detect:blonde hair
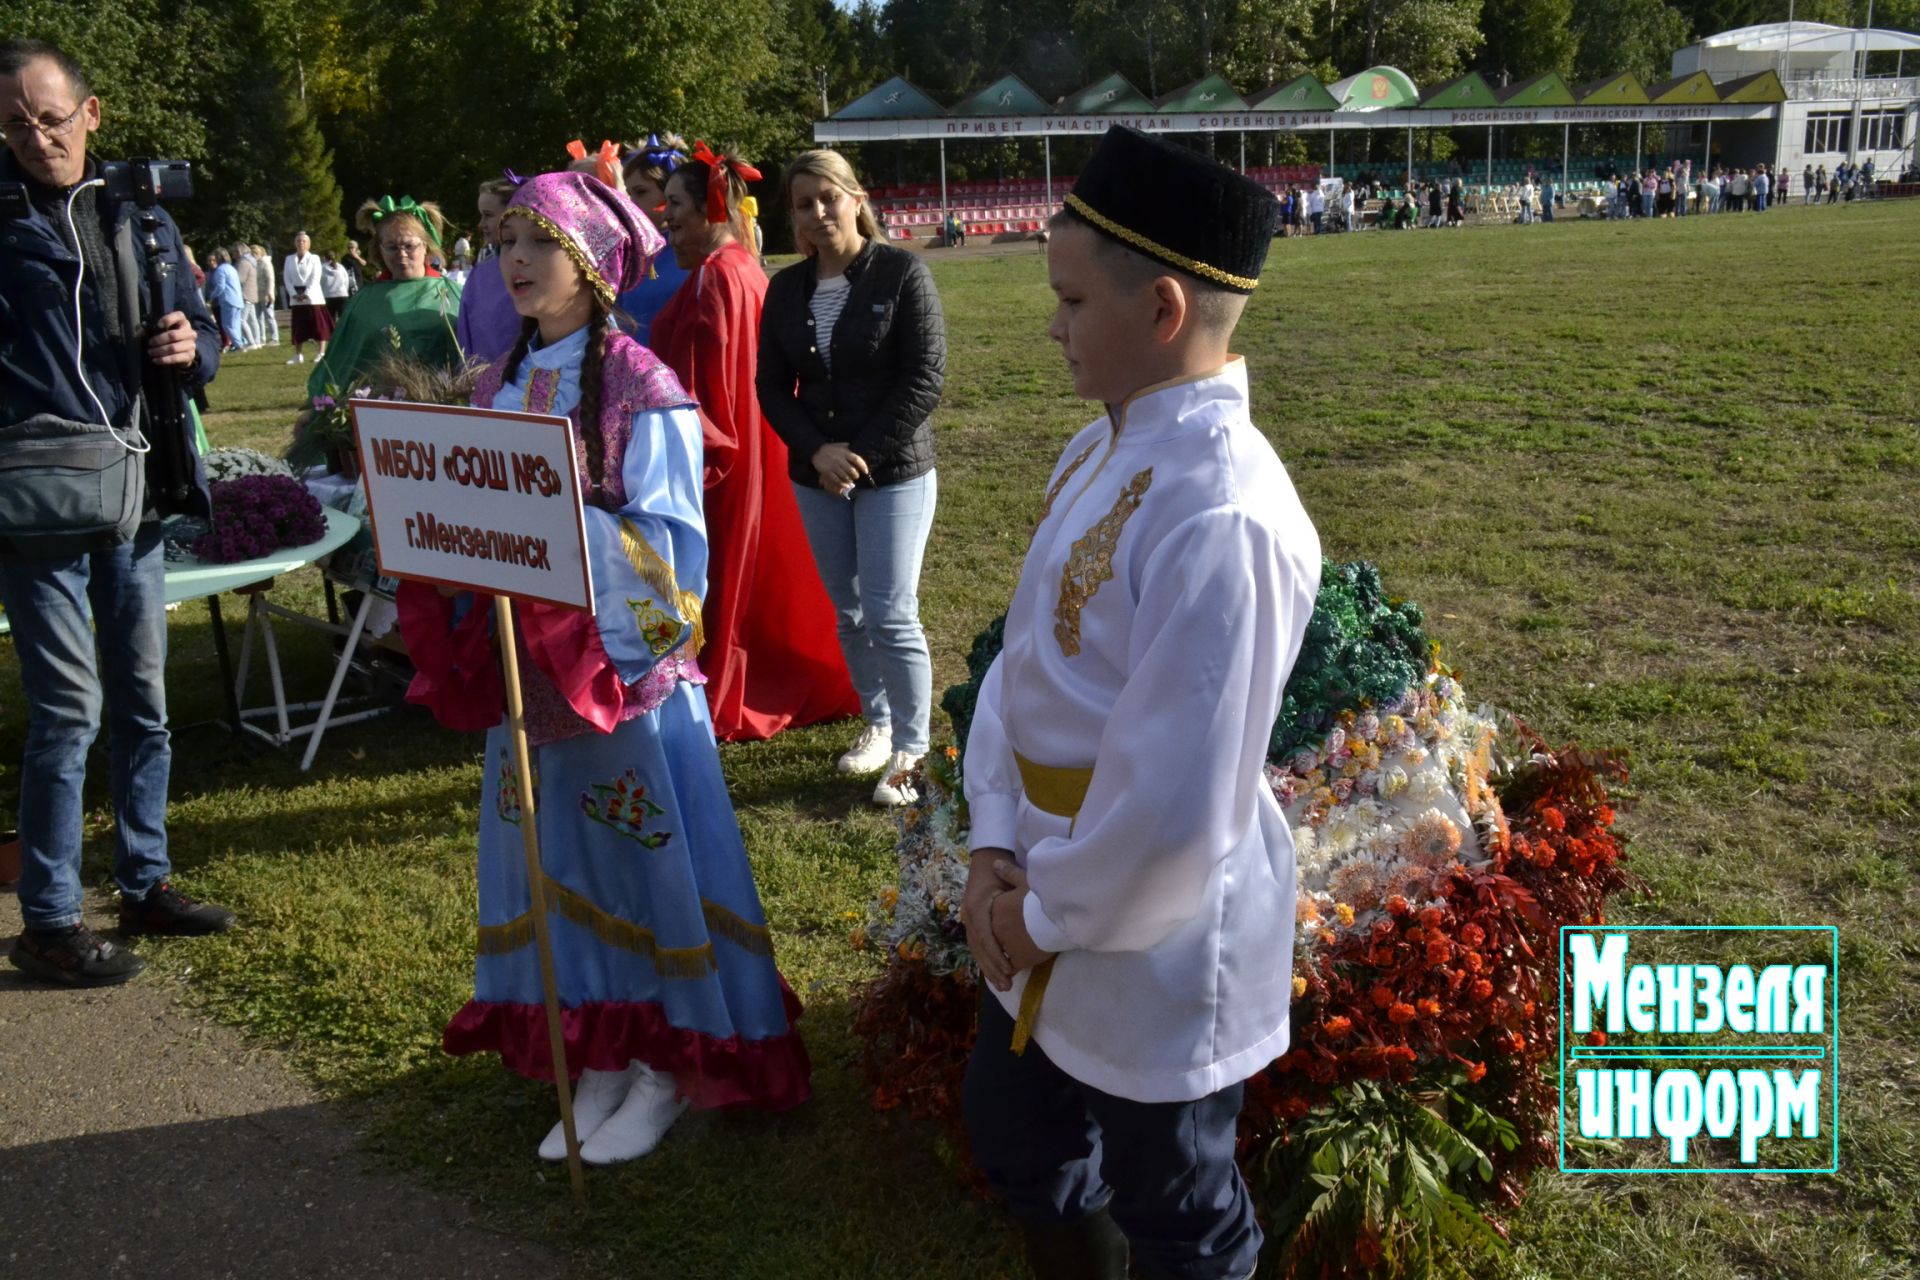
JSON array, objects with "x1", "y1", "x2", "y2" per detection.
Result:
[
  {"x1": 478, "y1": 177, "x2": 519, "y2": 201},
  {"x1": 780, "y1": 149, "x2": 883, "y2": 256},
  {"x1": 354, "y1": 198, "x2": 448, "y2": 249}
]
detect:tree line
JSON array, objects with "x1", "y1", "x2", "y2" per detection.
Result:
[{"x1": 1, "y1": 0, "x2": 1908, "y2": 251}]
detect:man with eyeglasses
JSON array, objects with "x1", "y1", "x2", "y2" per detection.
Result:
[{"x1": 0, "y1": 37, "x2": 235, "y2": 988}]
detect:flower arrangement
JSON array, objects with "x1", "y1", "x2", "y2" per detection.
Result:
[
  {"x1": 288, "y1": 381, "x2": 369, "y2": 475},
  {"x1": 850, "y1": 561, "x2": 1634, "y2": 1278},
  {"x1": 203, "y1": 446, "x2": 295, "y2": 485},
  {"x1": 288, "y1": 346, "x2": 487, "y2": 476},
  {"x1": 189, "y1": 474, "x2": 328, "y2": 565}
]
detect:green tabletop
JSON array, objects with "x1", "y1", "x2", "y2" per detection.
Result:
[{"x1": 0, "y1": 508, "x2": 360, "y2": 636}]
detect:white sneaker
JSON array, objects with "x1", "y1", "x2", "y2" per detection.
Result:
[
  {"x1": 579, "y1": 1065, "x2": 688, "y2": 1166},
  {"x1": 835, "y1": 722, "x2": 893, "y2": 775},
  {"x1": 286, "y1": 353, "x2": 305, "y2": 364},
  {"x1": 871, "y1": 750, "x2": 924, "y2": 808},
  {"x1": 537, "y1": 1064, "x2": 635, "y2": 1161}
]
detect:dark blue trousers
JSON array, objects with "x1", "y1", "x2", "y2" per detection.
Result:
[{"x1": 964, "y1": 993, "x2": 1262, "y2": 1280}]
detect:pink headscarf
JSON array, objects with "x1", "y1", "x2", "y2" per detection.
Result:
[{"x1": 502, "y1": 171, "x2": 663, "y2": 304}]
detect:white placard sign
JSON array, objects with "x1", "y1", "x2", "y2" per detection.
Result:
[{"x1": 349, "y1": 399, "x2": 595, "y2": 612}]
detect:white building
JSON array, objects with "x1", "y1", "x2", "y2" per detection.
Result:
[{"x1": 1671, "y1": 23, "x2": 1919, "y2": 177}]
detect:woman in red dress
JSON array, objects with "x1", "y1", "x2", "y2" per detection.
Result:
[{"x1": 648, "y1": 145, "x2": 858, "y2": 741}]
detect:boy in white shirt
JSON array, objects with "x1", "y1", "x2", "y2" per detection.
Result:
[{"x1": 962, "y1": 126, "x2": 1321, "y2": 1279}]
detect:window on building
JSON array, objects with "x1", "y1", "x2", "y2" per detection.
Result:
[
  {"x1": 1859, "y1": 109, "x2": 1908, "y2": 152},
  {"x1": 1804, "y1": 111, "x2": 1851, "y2": 153}
]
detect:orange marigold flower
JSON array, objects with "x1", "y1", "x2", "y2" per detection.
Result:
[
  {"x1": 1595, "y1": 805, "x2": 1615, "y2": 826},
  {"x1": 1386, "y1": 1044, "x2": 1417, "y2": 1064},
  {"x1": 1426, "y1": 939, "x2": 1454, "y2": 965},
  {"x1": 1470, "y1": 979, "x2": 1494, "y2": 1001},
  {"x1": 1463, "y1": 951, "x2": 1485, "y2": 974},
  {"x1": 1417, "y1": 997, "x2": 1442, "y2": 1018},
  {"x1": 1539, "y1": 806, "x2": 1567, "y2": 832},
  {"x1": 1325, "y1": 1015, "x2": 1353, "y2": 1037},
  {"x1": 1419, "y1": 906, "x2": 1445, "y2": 929},
  {"x1": 1585, "y1": 1030, "x2": 1608, "y2": 1047},
  {"x1": 1460, "y1": 923, "x2": 1486, "y2": 948},
  {"x1": 1371, "y1": 985, "x2": 1396, "y2": 1008},
  {"x1": 1385, "y1": 894, "x2": 1410, "y2": 916},
  {"x1": 1464, "y1": 1060, "x2": 1487, "y2": 1083},
  {"x1": 1389, "y1": 1001, "x2": 1417, "y2": 1024}
]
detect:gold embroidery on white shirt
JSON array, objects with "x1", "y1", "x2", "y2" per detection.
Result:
[
  {"x1": 1034, "y1": 439, "x2": 1101, "y2": 537},
  {"x1": 1055, "y1": 466, "x2": 1153, "y2": 656}
]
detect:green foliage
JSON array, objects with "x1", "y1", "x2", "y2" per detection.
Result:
[
  {"x1": 938, "y1": 612, "x2": 1005, "y2": 759},
  {"x1": 1270, "y1": 561, "x2": 1433, "y2": 763},
  {"x1": 1258, "y1": 1078, "x2": 1518, "y2": 1280}
]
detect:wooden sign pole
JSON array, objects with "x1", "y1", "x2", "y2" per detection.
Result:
[{"x1": 493, "y1": 594, "x2": 587, "y2": 1202}]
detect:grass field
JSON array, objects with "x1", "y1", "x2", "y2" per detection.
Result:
[{"x1": 6, "y1": 199, "x2": 1918, "y2": 1279}]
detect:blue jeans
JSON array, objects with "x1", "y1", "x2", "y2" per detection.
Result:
[
  {"x1": 216, "y1": 300, "x2": 246, "y2": 348},
  {"x1": 1641, "y1": 192, "x2": 1655, "y2": 217},
  {"x1": 0, "y1": 522, "x2": 173, "y2": 929},
  {"x1": 792, "y1": 470, "x2": 936, "y2": 756}
]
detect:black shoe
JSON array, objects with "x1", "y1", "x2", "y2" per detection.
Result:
[
  {"x1": 1019, "y1": 1205, "x2": 1129, "y2": 1280},
  {"x1": 9, "y1": 924, "x2": 147, "y2": 987},
  {"x1": 118, "y1": 882, "x2": 237, "y2": 936}
]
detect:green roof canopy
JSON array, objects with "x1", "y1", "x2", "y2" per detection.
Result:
[
  {"x1": 1717, "y1": 69, "x2": 1787, "y2": 103},
  {"x1": 1419, "y1": 71, "x2": 1500, "y2": 109},
  {"x1": 1648, "y1": 71, "x2": 1719, "y2": 104},
  {"x1": 1248, "y1": 74, "x2": 1340, "y2": 111},
  {"x1": 832, "y1": 76, "x2": 946, "y2": 120},
  {"x1": 1059, "y1": 73, "x2": 1153, "y2": 114},
  {"x1": 1155, "y1": 74, "x2": 1247, "y2": 113},
  {"x1": 1576, "y1": 73, "x2": 1649, "y2": 105},
  {"x1": 1329, "y1": 66, "x2": 1421, "y2": 109},
  {"x1": 1496, "y1": 72, "x2": 1575, "y2": 107},
  {"x1": 949, "y1": 74, "x2": 1052, "y2": 116}
]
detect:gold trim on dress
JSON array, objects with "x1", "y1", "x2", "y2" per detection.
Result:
[
  {"x1": 475, "y1": 873, "x2": 744, "y2": 980},
  {"x1": 1063, "y1": 194, "x2": 1260, "y2": 292},
  {"x1": 619, "y1": 518, "x2": 706, "y2": 656},
  {"x1": 1054, "y1": 467, "x2": 1153, "y2": 657},
  {"x1": 701, "y1": 900, "x2": 776, "y2": 957}
]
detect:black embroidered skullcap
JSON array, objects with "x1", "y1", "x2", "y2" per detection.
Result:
[{"x1": 1063, "y1": 126, "x2": 1278, "y2": 295}]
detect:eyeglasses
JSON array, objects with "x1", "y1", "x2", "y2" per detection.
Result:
[
  {"x1": 0, "y1": 102, "x2": 85, "y2": 143},
  {"x1": 382, "y1": 239, "x2": 427, "y2": 257}
]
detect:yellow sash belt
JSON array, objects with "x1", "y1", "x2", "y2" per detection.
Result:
[{"x1": 1008, "y1": 752, "x2": 1094, "y2": 1054}]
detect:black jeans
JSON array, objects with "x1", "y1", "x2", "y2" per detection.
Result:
[{"x1": 964, "y1": 993, "x2": 1261, "y2": 1280}]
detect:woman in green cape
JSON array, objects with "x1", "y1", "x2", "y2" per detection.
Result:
[{"x1": 307, "y1": 195, "x2": 463, "y2": 405}]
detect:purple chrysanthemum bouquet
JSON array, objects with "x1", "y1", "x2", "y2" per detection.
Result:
[{"x1": 190, "y1": 474, "x2": 328, "y2": 565}]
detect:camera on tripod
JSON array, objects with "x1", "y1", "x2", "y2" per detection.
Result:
[
  {"x1": 101, "y1": 158, "x2": 193, "y2": 206},
  {"x1": 101, "y1": 158, "x2": 203, "y2": 513}
]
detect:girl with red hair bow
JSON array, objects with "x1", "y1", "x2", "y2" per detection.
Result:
[{"x1": 649, "y1": 145, "x2": 859, "y2": 742}]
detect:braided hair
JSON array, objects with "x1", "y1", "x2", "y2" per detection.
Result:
[{"x1": 500, "y1": 298, "x2": 614, "y2": 497}]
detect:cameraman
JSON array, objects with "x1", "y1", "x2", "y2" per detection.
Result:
[{"x1": 0, "y1": 37, "x2": 235, "y2": 987}]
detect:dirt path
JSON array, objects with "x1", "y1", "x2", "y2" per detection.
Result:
[{"x1": 1, "y1": 888, "x2": 575, "y2": 1280}]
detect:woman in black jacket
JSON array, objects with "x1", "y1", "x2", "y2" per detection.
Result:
[{"x1": 757, "y1": 149, "x2": 946, "y2": 807}]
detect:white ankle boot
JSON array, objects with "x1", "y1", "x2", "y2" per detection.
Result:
[
  {"x1": 836, "y1": 722, "x2": 893, "y2": 775},
  {"x1": 537, "y1": 1064, "x2": 635, "y2": 1161},
  {"x1": 579, "y1": 1064, "x2": 688, "y2": 1166}
]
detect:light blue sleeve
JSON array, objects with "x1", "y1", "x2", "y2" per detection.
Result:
[{"x1": 582, "y1": 405, "x2": 709, "y2": 684}]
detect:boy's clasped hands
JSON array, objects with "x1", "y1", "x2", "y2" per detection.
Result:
[{"x1": 962, "y1": 849, "x2": 1054, "y2": 990}]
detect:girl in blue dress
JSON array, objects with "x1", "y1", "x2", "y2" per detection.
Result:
[{"x1": 398, "y1": 171, "x2": 810, "y2": 1165}]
